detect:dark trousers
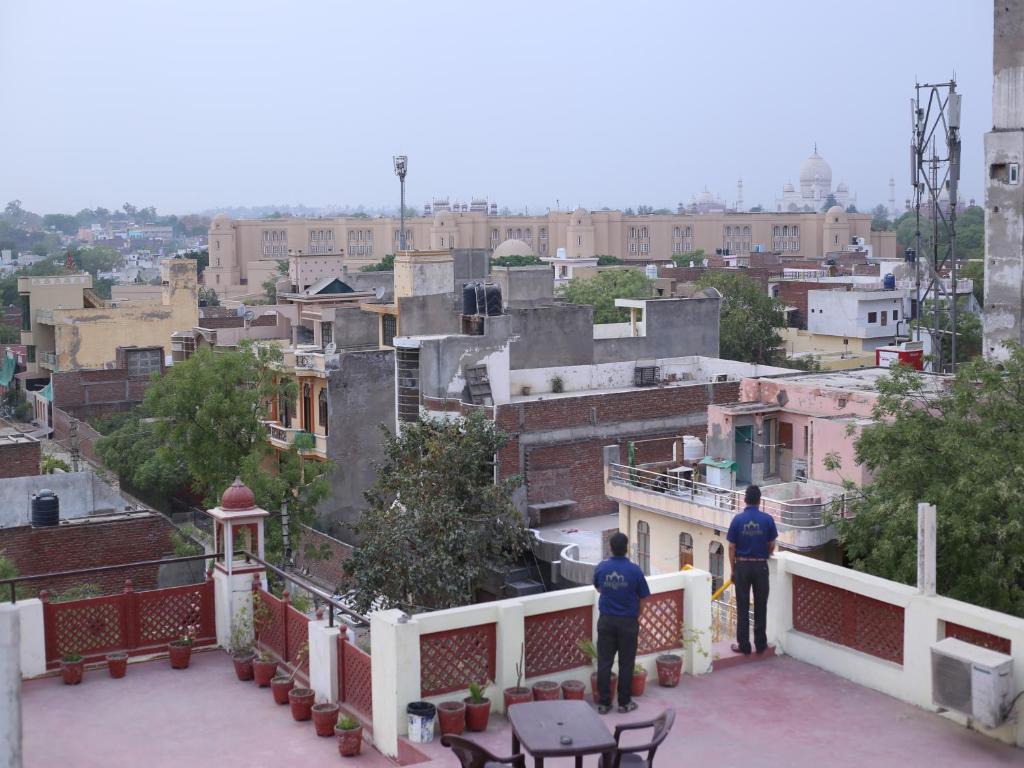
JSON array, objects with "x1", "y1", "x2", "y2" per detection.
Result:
[
  {"x1": 733, "y1": 560, "x2": 770, "y2": 653},
  {"x1": 596, "y1": 614, "x2": 639, "y2": 706}
]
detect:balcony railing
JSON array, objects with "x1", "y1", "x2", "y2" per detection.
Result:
[
  {"x1": 38, "y1": 351, "x2": 57, "y2": 370},
  {"x1": 264, "y1": 421, "x2": 328, "y2": 458},
  {"x1": 606, "y1": 463, "x2": 841, "y2": 529},
  {"x1": 35, "y1": 309, "x2": 54, "y2": 324}
]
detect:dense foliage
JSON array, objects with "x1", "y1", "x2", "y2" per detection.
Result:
[
  {"x1": 559, "y1": 269, "x2": 653, "y2": 323},
  {"x1": 360, "y1": 253, "x2": 395, "y2": 272},
  {"x1": 695, "y1": 271, "x2": 784, "y2": 364},
  {"x1": 836, "y1": 349, "x2": 1024, "y2": 616},
  {"x1": 345, "y1": 411, "x2": 529, "y2": 612},
  {"x1": 491, "y1": 254, "x2": 543, "y2": 267}
]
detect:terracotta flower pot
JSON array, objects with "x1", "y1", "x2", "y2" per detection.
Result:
[
  {"x1": 60, "y1": 659, "x2": 84, "y2": 685},
  {"x1": 561, "y1": 680, "x2": 586, "y2": 700},
  {"x1": 503, "y1": 687, "x2": 533, "y2": 709},
  {"x1": 232, "y1": 652, "x2": 255, "y2": 681},
  {"x1": 463, "y1": 698, "x2": 491, "y2": 732},
  {"x1": 168, "y1": 641, "x2": 192, "y2": 669},
  {"x1": 336, "y1": 724, "x2": 363, "y2": 757},
  {"x1": 288, "y1": 687, "x2": 315, "y2": 721},
  {"x1": 590, "y1": 672, "x2": 618, "y2": 704},
  {"x1": 106, "y1": 652, "x2": 128, "y2": 679},
  {"x1": 253, "y1": 658, "x2": 277, "y2": 687},
  {"x1": 271, "y1": 675, "x2": 294, "y2": 705},
  {"x1": 531, "y1": 680, "x2": 560, "y2": 701},
  {"x1": 312, "y1": 703, "x2": 340, "y2": 737},
  {"x1": 631, "y1": 669, "x2": 647, "y2": 697},
  {"x1": 656, "y1": 654, "x2": 683, "y2": 687},
  {"x1": 437, "y1": 700, "x2": 466, "y2": 736}
]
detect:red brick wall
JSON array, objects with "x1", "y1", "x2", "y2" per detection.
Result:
[
  {"x1": 52, "y1": 368, "x2": 153, "y2": 409},
  {"x1": 0, "y1": 439, "x2": 40, "y2": 478},
  {"x1": 0, "y1": 514, "x2": 177, "y2": 597},
  {"x1": 52, "y1": 407, "x2": 103, "y2": 465}
]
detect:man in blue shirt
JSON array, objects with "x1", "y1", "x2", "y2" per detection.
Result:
[
  {"x1": 592, "y1": 532, "x2": 651, "y2": 714},
  {"x1": 727, "y1": 485, "x2": 778, "y2": 655}
]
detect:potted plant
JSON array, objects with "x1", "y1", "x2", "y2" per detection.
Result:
[
  {"x1": 560, "y1": 679, "x2": 586, "y2": 700},
  {"x1": 631, "y1": 663, "x2": 648, "y2": 696},
  {"x1": 60, "y1": 649, "x2": 84, "y2": 685},
  {"x1": 578, "y1": 639, "x2": 616, "y2": 704},
  {"x1": 437, "y1": 700, "x2": 466, "y2": 736},
  {"x1": 531, "y1": 680, "x2": 560, "y2": 701},
  {"x1": 228, "y1": 605, "x2": 255, "y2": 681},
  {"x1": 463, "y1": 681, "x2": 491, "y2": 732},
  {"x1": 106, "y1": 651, "x2": 128, "y2": 679},
  {"x1": 312, "y1": 700, "x2": 340, "y2": 737},
  {"x1": 169, "y1": 618, "x2": 198, "y2": 670},
  {"x1": 503, "y1": 643, "x2": 532, "y2": 709},
  {"x1": 335, "y1": 714, "x2": 363, "y2": 757},
  {"x1": 655, "y1": 653, "x2": 683, "y2": 687},
  {"x1": 271, "y1": 643, "x2": 308, "y2": 705},
  {"x1": 550, "y1": 375, "x2": 564, "y2": 393},
  {"x1": 253, "y1": 650, "x2": 277, "y2": 687},
  {"x1": 289, "y1": 686, "x2": 316, "y2": 721}
]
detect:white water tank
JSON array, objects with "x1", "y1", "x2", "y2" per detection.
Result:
[
  {"x1": 644, "y1": 264, "x2": 658, "y2": 279},
  {"x1": 682, "y1": 436, "x2": 704, "y2": 463}
]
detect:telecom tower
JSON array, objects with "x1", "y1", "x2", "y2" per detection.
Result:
[{"x1": 910, "y1": 80, "x2": 961, "y2": 373}]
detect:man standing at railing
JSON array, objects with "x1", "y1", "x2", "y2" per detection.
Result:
[
  {"x1": 593, "y1": 532, "x2": 650, "y2": 715},
  {"x1": 727, "y1": 485, "x2": 777, "y2": 655}
]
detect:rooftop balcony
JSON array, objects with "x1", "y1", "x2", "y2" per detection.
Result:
[
  {"x1": 264, "y1": 420, "x2": 328, "y2": 459},
  {"x1": 37, "y1": 351, "x2": 57, "y2": 371},
  {"x1": 605, "y1": 463, "x2": 843, "y2": 551}
]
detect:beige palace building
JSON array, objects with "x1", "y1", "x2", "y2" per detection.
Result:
[{"x1": 206, "y1": 205, "x2": 895, "y2": 296}]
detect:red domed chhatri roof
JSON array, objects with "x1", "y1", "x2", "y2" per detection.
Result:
[{"x1": 221, "y1": 477, "x2": 256, "y2": 511}]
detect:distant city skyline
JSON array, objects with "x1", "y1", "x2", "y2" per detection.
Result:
[{"x1": 0, "y1": 1, "x2": 991, "y2": 215}]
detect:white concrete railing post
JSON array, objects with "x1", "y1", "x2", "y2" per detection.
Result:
[
  {"x1": 371, "y1": 609, "x2": 421, "y2": 759},
  {"x1": 680, "y1": 568, "x2": 713, "y2": 675},
  {"x1": 1, "y1": 603, "x2": 22, "y2": 768},
  {"x1": 307, "y1": 619, "x2": 340, "y2": 703},
  {"x1": 766, "y1": 554, "x2": 793, "y2": 654},
  {"x1": 14, "y1": 600, "x2": 44, "y2": 679},
  {"x1": 213, "y1": 570, "x2": 256, "y2": 650},
  {"x1": 493, "y1": 600, "x2": 525, "y2": 714}
]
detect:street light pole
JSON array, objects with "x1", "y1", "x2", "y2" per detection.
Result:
[{"x1": 393, "y1": 155, "x2": 408, "y2": 251}]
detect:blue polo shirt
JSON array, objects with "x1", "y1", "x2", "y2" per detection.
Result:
[
  {"x1": 593, "y1": 556, "x2": 651, "y2": 617},
  {"x1": 727, "y1": 506, "x2": 778, "y2": 558}
]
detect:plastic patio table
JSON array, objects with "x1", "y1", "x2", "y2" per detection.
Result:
[{"x1": 507, "y1": 699, "x2": 617, "y2": 768}]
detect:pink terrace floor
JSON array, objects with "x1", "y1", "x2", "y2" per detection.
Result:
[{"x1": 22, "y1": 651, "x2": 1022, "y2": 768}]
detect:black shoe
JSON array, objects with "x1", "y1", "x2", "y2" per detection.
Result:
[
  {"x1": 617, "y1": 701, "x2": 638, "y2": 714},
  {"x1": 731, "y1": 643, "x2": 752, "y2": 655},
  {"x1": 597, "y1": 704, "x2": 612, "y2": 715}
]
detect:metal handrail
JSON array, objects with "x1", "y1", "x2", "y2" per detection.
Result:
[
  {"x1": 0, "y1": 552, "x2": 222, "y2": 604},
  {"x1": 240, "y1": 550, "x2": 367, "y2": 628}
]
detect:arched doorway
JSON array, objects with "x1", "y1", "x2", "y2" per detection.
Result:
[
  {"x1": 678, "y1": 532, "x2": 694, "y2": 570},
  {"x1": 709, "y1": 542, "x2": 725, "y2": 594},
  {"x1": 318, "y1": 388, "x2": 329, "y2": 436},
  {"x1": 302, "y1": 382, "x2": 312, "y2": 432},
  {"x1": 636, "y1": 521, "x2": 650, "y2": 575}
]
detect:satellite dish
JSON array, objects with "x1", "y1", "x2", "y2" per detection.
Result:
[{"x1": 374, "y1": 286, "x2": 386, "y2": 301}]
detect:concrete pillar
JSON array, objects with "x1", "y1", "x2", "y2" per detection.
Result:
[
  {"x1": 681, "y1": 569, "x2": 713, "y2": 675},
  {"x1": 370, "y1": 609, "x2": 420, "y2": 759},
  {"x1": 765, "y1": 554, "x2": 793, "y2": 655},
  {"x1": 492, "y1": 600, "x2": 524, "y2": 714},
  {"x1": 13, "y1": 600, "x2": 44, "y2": 679},
  {"x1": 1, "y1": 604, "x2": 22, "y2": 768},
  {"x1": 917, "y1": 503, "x2": 937, "y2": 596},
  {"x1": 213, "y1": 569, "x2": 256, "y2": 650},
  {"x1": 307, "y1": 619, "x2": 340, "y2": 704}
]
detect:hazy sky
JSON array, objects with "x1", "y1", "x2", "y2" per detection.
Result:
[{"x1": 0, "y1": 1, "x2": 993, "y2": 216}]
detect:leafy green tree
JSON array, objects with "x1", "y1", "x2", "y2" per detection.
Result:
[
  {"x1": 845, "y1": 204, "x2": 858, "y2": 214},
  {"x1": 178, "y1": 249, "x2": 208, "y2": 278},
  {"x1": 895, "y1": 205, "x2": 984, "y2": 262},
  {"x1": 596, "y1": 255, "x2": 623, "y2": 266},
  {"x1": 361, "y1": 253, "x2": 395, "y2": 272},
  {"x1": 836, "y1": 350, "x2": 1024, "y2": 616},
  {"x1": 345, "y1": 411, "x2": 529, "y2": 611},
  {"x1": 960, "y1": 260, "x2": 984, "y2": 306},
  {"x1": 749, "y1": 205, "x2": 764, "y2": 213},
  {"x1": 671, "y1": 249, "x2": 705, "y2": 266},
  {"x1": 695, "y1": 271, "x2": 783, "y2": 364},
  {"x1": 43, "y1": 214, "x2": 79, "y2": 235},
  {"x1": 198, "y1": 287, "x2": 219, "y2": 306},
  {"x1": 820, "y1": 194, "x2": 839, "y2": 212},
  {"x1": 559, "y1": 270, "x2": 653, "y2": 324},
  {"x1": 491, "y1": 254, "x2": 543, "y2": 267},
  {"x1": 871, "y1": 204, "x2": 891, "y2": 231},
  {"x1": 74, "y1": 245, "x2": 121, "y2": 276}
]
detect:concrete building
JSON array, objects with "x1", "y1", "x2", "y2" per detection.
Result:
[
  {"x1": 18, "y1": 259, "x2": 198, "y2": 374},
  {"x1": 984, "y1": 0, "x2": 1024, "y2": 359}
]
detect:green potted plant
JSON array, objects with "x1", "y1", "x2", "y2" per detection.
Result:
[
  {"x1": 463, "y1": 681, "x2": 491, "y2": 732},
  {"x1": 60, "y1": 648, "x2": 84, "y2": 685},
  {"x1": 550, "y1": 375, "x2": 564, "y2": 393},
  {"x1": 253, "y1": 649, "x2": 277, "y2": 687},
  {"x1": 657, "y1": 627, "x2": 707, "y2": 687},
  {"x1": 631, "y1": 663, "x2": 647, "y2": 696},
  {"x1": 335, "y1": 714, "x2": 363, "y2": 757},
  {"x1": 168, "y1": 618, "x2": 198, "y2": 669},
  {"x1": 578, "y1": 638, "x2": 616, "y2": 704},
  {"x1": 105, "y1": 652, "x2": 128, "y2": 679},
  {"x1": 312, "y1": 699, "x2": 340, "y2": 738},
  {"x1": 503, "y1": 643, "x2": 532, "y2": 708},
  {"x1": 271, "y1": 643, "x2": 307, "y2": 706},
  {"x1": 228, "y1": 605, "x2": 255, "y2": 681},
  {"x1": 437, "y1": 700, "x2": 466, "y2": 736}
]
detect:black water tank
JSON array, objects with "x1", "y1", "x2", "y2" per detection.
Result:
[
  {"x1": 31, "y1": 489, "x2": 59, "y2": 527},
  {"x1": 462, "y1": 283, "x2": 478, "y2": 315},
  {"x1": 484, "y1": 284, "x2": 503, "y2": 316}
]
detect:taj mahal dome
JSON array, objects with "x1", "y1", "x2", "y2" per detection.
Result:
[{"x1": 775, "y1": 146, "x2": 855, "y2": 212}]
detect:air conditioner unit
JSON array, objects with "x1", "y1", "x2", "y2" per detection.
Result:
[{"x1": 930, "y1": 637, "x2": 1013, "y2": 728}]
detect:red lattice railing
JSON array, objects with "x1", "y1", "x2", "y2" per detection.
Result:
[
  {"x1": 286, "y1": 604, "x2": 310, "y2": 675},
  {"x1": 525, "y1": 606, "x2": 593, "y2": 678},
  {"x1": 792, "y1": 576, "x2": 905, "y2": 665},
  {"x1": 420, "y1": 623, "x2": 497, "y2": 697},
  {"x1": 42, "y1": 577, "x2": 215, "y2": 668},
  {"x1": 638, "y1": 589, "x2": 684, "y2": 655},
  {"x1": 944, "y1": 621, "x2": 1011, "y2": 655},
  {"x1": 339, "y1": 635, "x2": 373, "y2": 718},
  {"x1": 253, "y1": 583, "x2": 311, "y2": 680}
]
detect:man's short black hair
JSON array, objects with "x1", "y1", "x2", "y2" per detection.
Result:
[
  {"x1": 610, "y1": 532, "x2": 628, "y2": 557},
  {"x1": 745, "y1": 484, "x2": 761, "y2": 506}
]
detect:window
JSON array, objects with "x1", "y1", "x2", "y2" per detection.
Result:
[
  {"x1": 779, "y1": 421, "x2": 793, "y2": 450},
  {"x1": 893, "y1": 309, "x2": 899, "y2": 321},
  {"x1": 302, "y1": 382, "x2": 312, "y2": 432},
  {"x1": 318, "y1": 388, "x2": 329, "y2": 436},
  {"x1": 637, "y1": 521, "x2": 650, "y2": 574},
  {"x1": 782, "y1": 225, "x2": 789, "y2": 236},
  {"x1": 382, "y1": 314, "x2": 397, "y2": 347},
  {"x1": 577, "y1": 236, "x2": 582, "y2": 246},
  {"x1": 764, "y1": 417, "x2": 778, "y2": 476},
  {"x1": 867, "y1": 312, "x2": 877, "y2": 323},
  {"x1": 773, "y1": 226, "x2": 781, "y2": 237},
  {"x1": 321, "y1": 322, "x2": 333, "y2": 346},
  {"x1": 880, "y1": 311, "x2": 887, "y2": 326},
  {"x1": 834, "y1": 235, "x2": 839, "y2": 245},
  {"x1": 709, "y1": 542, "x2": 724, "y2": 593},
  {"x1": 679, "y1": 532, "x2": 693, "y2": 569}
]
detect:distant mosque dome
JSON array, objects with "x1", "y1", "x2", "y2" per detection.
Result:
[
  {"x1": 783, "y1": 182, "x2": 795, "y2": 193},
  {"x1": 492, "y1": 239, "x2": 535, "y2": 259},
  {"x1": 826, "y1": 204, "x2": 847, "y2": 221},
  {"x1": 799, "y1": 149, "x2": 832, "y2": 185},
  {"x1": 211, "y1": 212, "x2": 231, "y2": 229},
  {"x1": 836, "y1": 181, "x2": 849, "y2": 193}
]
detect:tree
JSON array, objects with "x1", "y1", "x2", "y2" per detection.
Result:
[
  {"x1": 345, "y1": 411, "x2": 528, "y2": 611},
  {"x1": 820, "y1": 194, "x2": 839, "y2": 212},
  {"x1": 559, "y1": 270, "x2": 653, "y2": 324},
  {"x1": 178, "y1": 249, "x2": 208, "y2": 278},
  {"x1": 960, "y1": 260, "x2": 984, "y2": 306},
  {"x1": 596, "y1": 255, "x2": 623, "y2": 266},
  {"x1": 0, "y1": 325, "x2": 18, "y2": 343},
  {"x1": 845, "y1": 204, "x2": 858, "y2": 214},
  {"x1": 695, "y1": 271, "x2": 784, "y2": 364},
  {"x1": 491, "y1": 254, "x2": 543, "y2": 268},
  {"x1": 871, "y1": 204, "x2": 891, "y2": 231},
  {"x1": 360, "y1": 253, "x2": 395, "y2": 272},
  {"x1": 671, "y1": 249, "x2": 705, "y2": 266},
  {"x1": 74, "y1": 245, "x2": 121, "y2": 276},
  {"x1": 895, "y1": 205, "x2": 984, "y2": 262},
  {"x1": 43, "y1": 214, "x2": 79, "y2": 235},
  {"x1": 198, "y1": 287, "x2": 220, "y2": 306},
  {"x1": 835, "y1": 350, "x2": 1024, "y2": 616},
  {"x1": 749, "y1": 205, "x2": 764, "y2": 213}
]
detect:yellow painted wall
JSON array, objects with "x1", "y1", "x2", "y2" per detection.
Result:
[{"x1": 617, "y1": 503, "x2": 734, "y2": 582}]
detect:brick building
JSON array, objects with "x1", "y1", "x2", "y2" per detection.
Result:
[{"x1": 0, "y1": 434, "x2": 41, "y2": 478}]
